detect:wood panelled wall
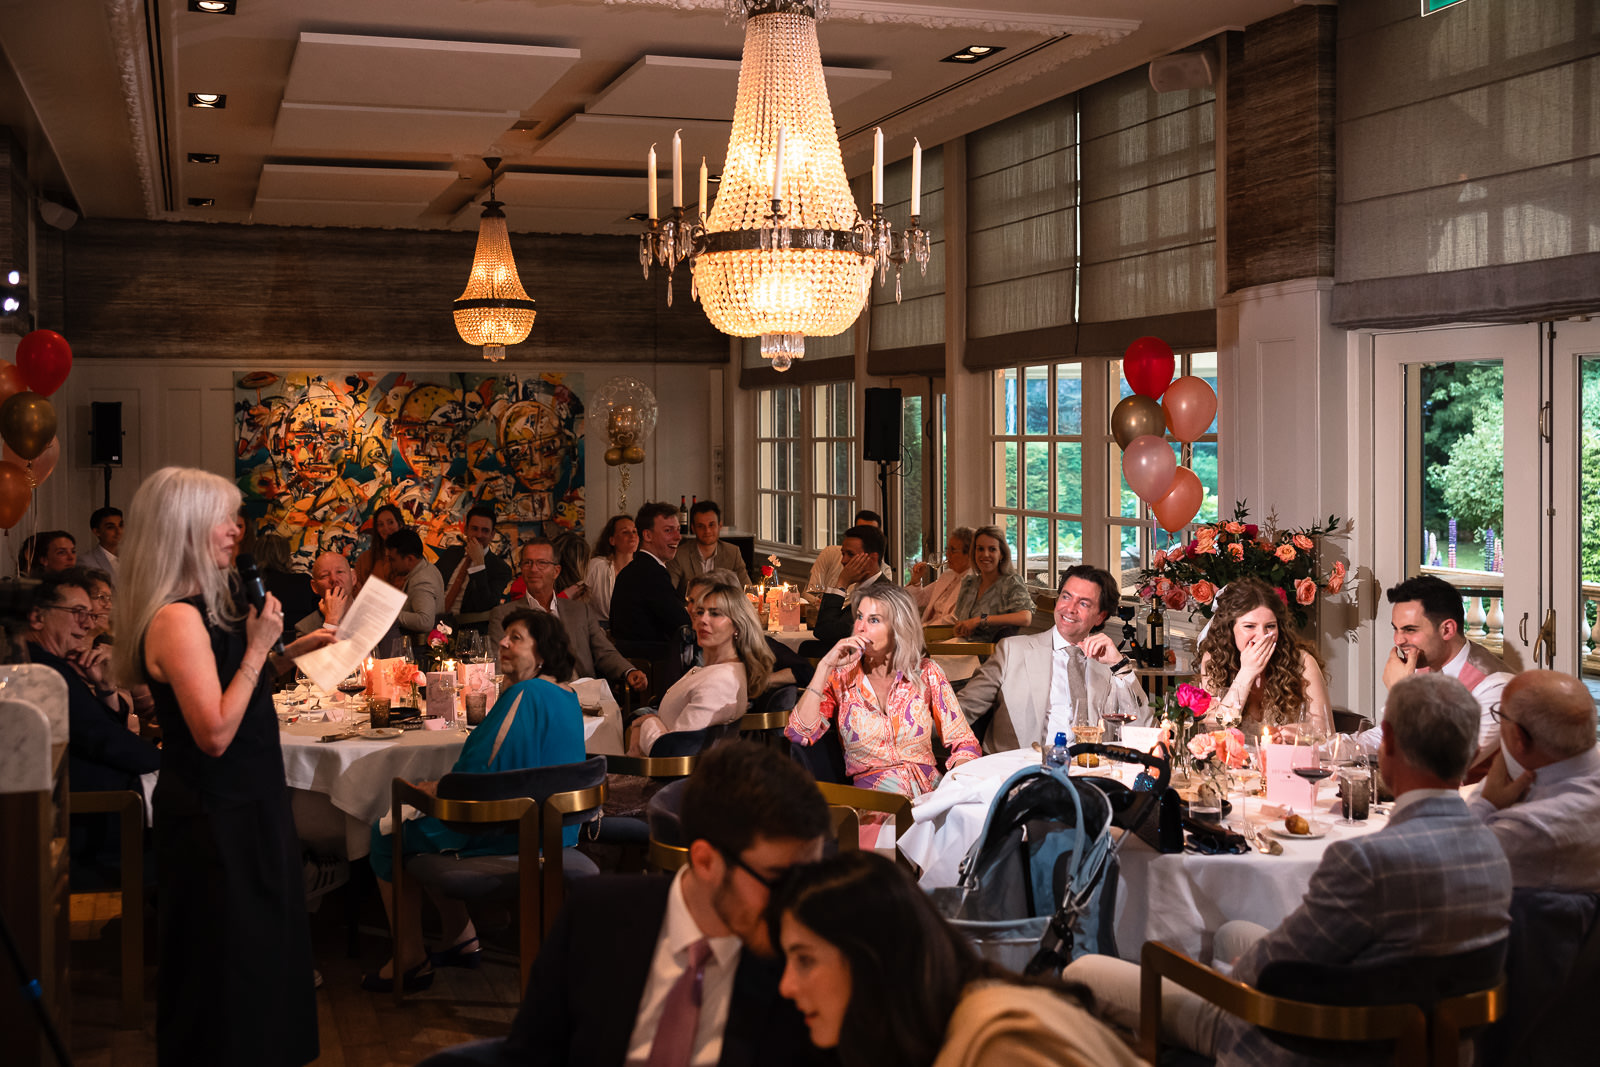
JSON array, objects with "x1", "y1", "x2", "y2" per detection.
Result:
[
  {"x1": 1225, "y1": 4, "x2": 1337, "y2": 292},
  {"x1": 52, "y1": 219, "x2": 726, "y2": 363}
]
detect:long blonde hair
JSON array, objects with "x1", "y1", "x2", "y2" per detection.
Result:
[
  {"x1": 112, "y1": 467, "x2": 245, "y2": 687},
  {"x1": 848, "y1": 583, "x2": 929, "y2": 697},
  {"x1": 693, "y1": 581, "x2": 774, "y2": 695}
]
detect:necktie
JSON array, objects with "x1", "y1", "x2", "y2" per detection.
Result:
[
  {"x1": 646, "y1": 938, "x2": 712, "y2": 1067},
  {"x1": 445, "y1": 558, "x2": 471, "y2": 613}
]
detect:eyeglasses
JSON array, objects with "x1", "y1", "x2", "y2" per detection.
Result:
[
  {"x1": 45, "y1": 605, "x2": 93, "y2": 621},
  {"x1": 1487, "y1": 703, "x2": 1523, "y2": 730},
  {"x1": 520, "y1": 559, "x2": 560, "y2": 570},
  {"x1": 717, "y1": 847, "x2": 783, "y2": 891}
]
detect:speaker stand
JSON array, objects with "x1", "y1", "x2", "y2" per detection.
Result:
[
  {"x1": 875, "y1": 459, "x2": 892, "y2": 566},
  {"x1": 101, "y1": 464, "x2": 113, "y2": 509}
]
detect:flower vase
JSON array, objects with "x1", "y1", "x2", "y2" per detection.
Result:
[{"x1": 1194, "y1": 761, "x2": 1230, "y2": 811}]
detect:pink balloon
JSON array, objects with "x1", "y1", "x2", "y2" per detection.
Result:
[
  {"x1": 1153, "y1": 467, "x2": 1204, "y2": 531},
  {"x1": 1162, "y1": 376, "x2": 1218, "y2": 443},
  {"x1": 1122, "y1": 434, "x2": 1177, "y2": 504},
  {"x1": 28, "y1": 435, "x2": 59, "y2": 486}
]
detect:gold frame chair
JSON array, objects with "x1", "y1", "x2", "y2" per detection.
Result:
[
  {"x1": 1138, "y1": 941, "x2": 1507, "y2": 1067},
  {"x1": 389, "y1": 775, "x2": 607, "y2": 1001},
  {"x1": 69, "y1": 789, "x2": 144, "y2": 1028},
  {"x1": 814, "y1": 781, "x2": 914, "y2": 870}
]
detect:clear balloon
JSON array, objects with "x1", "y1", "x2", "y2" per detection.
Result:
[
  {"x1": 0, "y1": 460, "x2": 30, "y2": 529},
  {"x1": 1110, "y1": 394, "x2": 1166, "y2": 450},
  {"x1": 28, "y1": 435, "x2": 60, "y2": 487},
  {"x1": 1123, "y1": 336, "x2": 1175, "y2": 399},
  {"x1": 0, "y1": 392, "x2": 57, "y2": 460},
  {"x1": 1162, "y1": 376, "x2": 1218, "y2": 443},
  {"x1": 1122, "y1": 434, "x2": 1178, "y2": 504},
  {"x1": 1153, "y1": 467, "x2": 1204, "y2": 531}
]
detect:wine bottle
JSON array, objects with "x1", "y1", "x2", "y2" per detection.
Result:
[{"x1": 678, "y1": 495, "x2": 689, "y2": 534}]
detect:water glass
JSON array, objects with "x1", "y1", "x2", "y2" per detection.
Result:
[
  {"x1": 1339, "y1": 766, "x2": 1372, "y2": 823},
  {"x1": 465, "y1": 690, "x2": 489, "y2": 726}
]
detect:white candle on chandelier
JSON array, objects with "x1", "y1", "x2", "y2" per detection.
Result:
[
  {"x1": 911, "y1": 138, "x2": 922, "y2": 216},
  {"x1": 772, "y1": 126, "x2": 786, "y2": 202},
  {"x1": 699, "y1": 157, "x2": 709, "y2": 221},
  {"x1": 872, "y1": 126, "x2": 884, "y2": 205},
  {"x1": 672, "y1": 129, "x2": 683, "y2": 208},
  {"x1": 647, "y1": 143, "x2": 658, "y2": 220}
]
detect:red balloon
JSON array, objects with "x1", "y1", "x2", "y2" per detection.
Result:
[
  {"x1": 1124, "y1": 336, "x2": 1175, "y2": 399},
  {"x1": 15, "y1": 329, "x2": 72, "y2": 397},
  {"x1": 0, "y1": 460, "x2": 30, "y2": 530}
]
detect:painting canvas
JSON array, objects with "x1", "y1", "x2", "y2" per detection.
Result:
[{"x1": 235, "y1": 371, "x2": 584, "y2": 570}]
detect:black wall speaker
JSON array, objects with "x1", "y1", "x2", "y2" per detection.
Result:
[
  {"x1": 863, "y1": 387, "x2": 902, "y2": 463},
  {"x1": 90, "y1": 401, "x2": 123, "y2": 466}
]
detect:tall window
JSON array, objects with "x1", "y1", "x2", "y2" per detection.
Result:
[
  {"x1": 991, "y1": 354, "x2": 1218, "y2": 592},
  {"x1": 756, "y1": 382, "x2": 857, "y2": 551}
]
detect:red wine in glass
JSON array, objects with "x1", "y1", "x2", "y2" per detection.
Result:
[
  {"x1": 1101, "y1": 710, "x2": 1136, "y2": 742},
  {"x1": 1293, "y1": 765, "x2": 1333, "y2": 782}
]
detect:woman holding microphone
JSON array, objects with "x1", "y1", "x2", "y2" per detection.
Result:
[{"x1": 113, "y1": 468, "x2": 334, "y2": 1066}]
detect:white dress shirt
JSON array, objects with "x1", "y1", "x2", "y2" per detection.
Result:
[
  {"x1": 81, "y1": 543, "x2": 118, "y2": 580},
  {"x1": 625, "y1": 869, "x2": 743, "y2": 1066}
]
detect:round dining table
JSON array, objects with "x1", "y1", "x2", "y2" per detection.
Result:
[{"x1": 897, "y1": 748, "x2": 1392, "y2": 964}]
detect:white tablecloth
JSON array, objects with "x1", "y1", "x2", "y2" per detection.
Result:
[
  {"x1": 898, "y1": 749, "x2": 1389, "y2": 963},
  {"x1": 279, "y1": 680, "x2": 624, "y2": 857}
]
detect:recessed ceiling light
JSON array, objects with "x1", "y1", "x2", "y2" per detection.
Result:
[
  {"x1": 187, "y1": 152, "x2": 220, "y2": 164},
  {"x1": 941, "y1": 44, "x2": 1006, "y2": 64},
  {"x1": 708, "y1": 173, "x2": 722, "y2": 183},
  {"x1": 189, "y1": 1, "x2": 235, "y2": 13},
  {"x1": 187, "y1": 93, "x2": 226, "y2": 108},
  {"x1": 187, "y1": 197, "x2": 215, "y2": 207},
  {"x1": 627, "y1": 212, "x2": 649, "y2": 222}
]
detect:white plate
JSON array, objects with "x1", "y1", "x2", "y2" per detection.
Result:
[
  {"x1": 363, "y1": 727, "x2": 404, "y2": 739},
  {"x1": 1264, "y1": 819, "x2": 1330, "y2": 840}
]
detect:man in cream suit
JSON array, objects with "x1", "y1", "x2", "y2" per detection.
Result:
[
  {"x1": 958, "y1": 565, "x2": 1147, "y2": 752},
  {"x1": 1067, "y1": 673, "x2": 1514, "y2": 1064}
]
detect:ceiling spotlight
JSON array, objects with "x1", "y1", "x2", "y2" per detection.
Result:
[
  {"x1": 942, "y1": 44, "x2": 1006, "y2": 64},
  {"x1": 627, "y1": 212, "x2": 649, "y2": 222},
  {"x1": 189, "y1": 1, "x2": 235, "y2": 12},
  {"x1": 707, "y1": 173, "x2": 722, "y2": 183},
  {"x1": 188, "y1": 197, "x2": 215, "y2": 207},
  {"x1": 187, "y1": 152, "x2": 220, "y2": 164},
  {"x1": 187, "y1": 93, "x2": 226, "y2": 108}
]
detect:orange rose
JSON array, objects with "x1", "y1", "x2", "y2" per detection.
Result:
[
  {"x1": 1326, "y1": 560, "x2": 1347, "y2": 594},
  {"x1": 1224, "y1": 521, "x2": 1244, "y2": 534},
  {"x1": 1296, "y1": 577, "x2": 1318, "y2": 605},
  {"x1": 1257, "y1": 539, "x2": 1274, "y2": 551},
  {"x1": 1190, "y1": 579, "x2": 1216, "y2": 604},
  {"x1": 1275, "y1": 544, "x2": 1297, "y2": 563},
  {"x1": 1292, "y1": 533, "x2": 1314, "y2": 551},
  {"x1": 1151, "y1": 549, "x2": 1168, "y2": 569},
  {"x1": 1168, "y1": 544, "x2": 1185, "y2": 562},
  {"x1": 1228, "y1": 543, "x2": 1245, "y2": 561},
  {"x1": 1156, "y1": 577, "x2": 1176, "y2": 596}
]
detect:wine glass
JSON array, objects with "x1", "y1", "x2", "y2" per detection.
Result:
[
  {"x1": 1292, "y1": 739, "x2": 1334, "y2": 809},
  {"x1": 1101, "y1": 709, "x2": 1136, "y2": 743}
]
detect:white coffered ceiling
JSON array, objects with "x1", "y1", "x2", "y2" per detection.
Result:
[{"x1": 0, "y1": 0, "x2": 1300, "y2": 236}]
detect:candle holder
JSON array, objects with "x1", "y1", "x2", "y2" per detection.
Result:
[
  {"x1": 638, "y1": 206, "x2": 705, "y2": 306},
  {"x1": 858, "y1": 205, "x2": 931, "y2": 305}
]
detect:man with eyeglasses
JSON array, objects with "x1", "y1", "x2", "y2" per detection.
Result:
[
  {"x1": 498, "y1": 741, "x2": 831, "y2": 1066},
  {"x1": 488, "y1": 538, "x2": 648, "y2": 694},
  {"x1": 25, "y1": 572, "x2": 159, "y2": 795},
  {"x1": 1471, "y1": 670, "x2": 1600, "y2": 891}
]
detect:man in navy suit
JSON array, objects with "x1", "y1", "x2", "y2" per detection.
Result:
[
  {"x1": 1068, "y1": 672, "x2": 1513, "y2": 1064},
  {"x1": 492, "y1": 741, "x2": 830, "y2": 1066},
  {"x1": 609, "y1": 501, "x2": 691, "y2": 674}
]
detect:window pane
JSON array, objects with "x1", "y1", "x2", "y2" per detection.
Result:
[
  {"x1": 1055, "y1": 442, "x2": 1082, "y2": 514},
  {"x1": 1022, "y1": 441, "x2": 1050, "y2": 510},
  {"x1": 832, "y1": 384, "x2": 851, "y2": 437},
  {"x1": 1056, "y1": 519, "x2": 1084, "y2": 572},
  {"x1": 901, "y1": 395, "x2": 925, "y2": 563},
  {"x1": 1118, "y1": 525, "x2": 1143, "y2": 591},
  {"x1": 1025, "y1": 515, "x2": 1050, "y2": 585},
  {"x1": 1191, "y1": 441, "x2": 1219, "y2": 525},
  {"x1": 760, "y1": 493, "x2": 774, "y2": 541},
  {"x1": 1110, "y1": 444, "x2": 1141, "y2": 518},
  {"x1": 1109, "y1": 359, "x2": 1135, "y2": 403},
  {"x1": 835, "y1": 444, "x2": 852, "y2": 493},
  {"x1": 994, "y1": 369, "x2": 1018, "y2": 434},
  {"x1": 1056, "y1": 364, "x2": 1082, "y2": 434},
  {"x1": 1024, "y1": 366, "x2": 1050, "y2": 435},
  {"x1": 1190, "y1": 352, "x2": 1219, "y2": 436},
  {"x1": 1003, "y1": 514, "x2": 1020, "y2": 565},
  {"x1": 996, "y1": 442, "x2": 1018, "y2": 507}
]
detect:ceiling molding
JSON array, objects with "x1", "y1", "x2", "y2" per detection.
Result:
[
  {"x1": 601, "y1": 0, "x2": 1139, "y2": 37},
  {"x1": 105, "y1": 0, "x2": 163, "y2": 217}
]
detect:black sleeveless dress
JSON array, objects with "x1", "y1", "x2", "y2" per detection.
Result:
[{"x1": 148, "y1": 596, "x2": 318, "y2": 1066}]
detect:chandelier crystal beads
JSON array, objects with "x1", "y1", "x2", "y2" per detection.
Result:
[{"x1": 454, "y1": 157, "x2": 538, "y2": 362}]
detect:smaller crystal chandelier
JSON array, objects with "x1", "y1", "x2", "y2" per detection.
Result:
[{"x1": 453, "y1": 157, "x2": 537, "y2": 362}]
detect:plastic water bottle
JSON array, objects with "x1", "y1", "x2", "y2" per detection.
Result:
[{"x1": 1046, "y1": 731, "x2": 1070, "y2": 770}]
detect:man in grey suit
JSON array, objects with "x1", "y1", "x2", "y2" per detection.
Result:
[
  {"x1": 1067, "y1": 672, "x2": 1513, "y2": 1063},
  {"x1": 667, "y1": 499, "x2": 750, "y2": 594},
  {"x1": 958, "y1": 565, "x2": 1147, "y2": 751},
  {"x1": 489, "y1": 538, "x2": 649, "y2": 695}
]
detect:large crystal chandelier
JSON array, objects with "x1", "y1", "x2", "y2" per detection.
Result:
[
  {"x1": 453, "y1": 157, "x2": 537, "y2": 362},
  {"x1": 639, "y1": 0, "x2": 928, "y2": 371}
]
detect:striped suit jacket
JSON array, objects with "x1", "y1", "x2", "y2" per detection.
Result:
[{"x1": 1220, "y1": 792, "x2": 1512, "y2": 1066}]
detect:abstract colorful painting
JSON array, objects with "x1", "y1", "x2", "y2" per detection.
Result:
[{"x1": 235, "y1": 371, "x2": 584, "y2": 571}]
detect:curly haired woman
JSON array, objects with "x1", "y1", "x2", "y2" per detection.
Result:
[{"x1": 1196, "y1": 577, "x2": 1332, "y2": 739}]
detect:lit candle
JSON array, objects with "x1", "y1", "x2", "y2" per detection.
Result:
[
  {"x1": 872, "y1": 126, "x2": 883, "y2": 205},
  {"x1": 671, "y1": 129, "x2": 682, "y2": 208},
  {"x1": 647, "y1": 143, "x2": 658, "y2": 220},
  {"x1": 910, "y1": 138, "x2": 922, "y2": 216},
  {"x1": 699, "y1": 157, "x2": 709, "y2": 221},
  {"x1": 772, "y1": 127, "x2": 786, "y2": 202}
]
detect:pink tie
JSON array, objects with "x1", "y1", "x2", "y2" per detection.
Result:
[{"x1": 646, "y1": 938, "x2": 712, "y2": 1067}]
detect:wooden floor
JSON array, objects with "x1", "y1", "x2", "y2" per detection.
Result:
[{"x1": 69, "y1": 887, "x2": 523, "y2": 1067}]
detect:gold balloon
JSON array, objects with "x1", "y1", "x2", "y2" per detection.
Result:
[
  {"x1": 622, "y1": 445, "x2": 645, "y2": 464},
  {"x1": 604, "y1": 447, "x2": 625, "y2": 466},
  {"x1": 0, "y1": 391, "x2": 57, "y2": 461},
  {"x1": 1110, "y1": 394, "x2": 1165, "y2": 450}
]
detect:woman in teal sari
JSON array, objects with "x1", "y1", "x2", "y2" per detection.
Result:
[{"x1": 362, "y1": 608, "x2": 586, "y2": 992}]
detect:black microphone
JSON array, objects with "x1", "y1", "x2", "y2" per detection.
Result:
[{"x1": 236, "y1": 553, "x2": 285, "y2": 654}]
